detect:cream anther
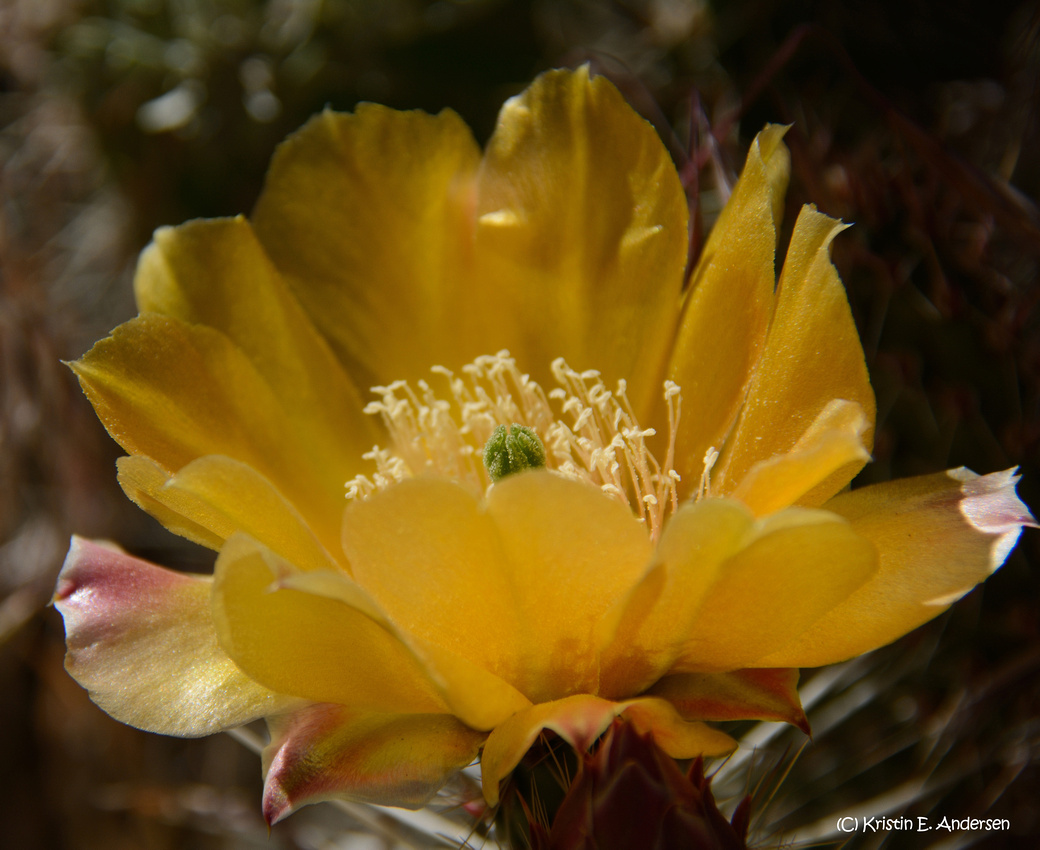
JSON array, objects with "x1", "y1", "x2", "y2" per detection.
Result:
[{"x1": 345, "y1": 352, "x2": 684, "y2": 543}]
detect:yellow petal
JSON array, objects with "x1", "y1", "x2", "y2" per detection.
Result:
[
  {"x1": 479, "y1": 694, "x2": 735, "y2": 806},
  {"x1": 667, "y1": 125, "x2": 790, "y2": 492},
  {"x1": 647, "y1": 668, "x2": 808, "y2": 732},
  {"x1": 215, "y1": 533, "x2": 530, "y2": 730},
  {"x1": 732, "y1": 399, "x2": 871, "y2": 515},
  {"x1": 116, "y1": 455, "x2": 224, "y2": 551},
  {"x1": 54, "y1": 537, "x2": 299, "y2": 736},
  {"x1": 714, "y1": 206, "x2": 875, "y2": 498},
  {"x1": 671, "y1": 507, "x2": 877, "y2": 671},
  {"x1": 282, "y1": 567, "x2": 531, "y2": 730},
  {"x1": 341, "y1": 478, "x2": 525, "y2": 686},
  {"x1": 474, "y1": 66, "x2": 688, "y2": 416},
  {"x1": 135, "y1": 217, "x2": 377, "y2": 470},
  {"x1": 620, "y1": 697, "x2": 738, "y2": 759},
  {"x1": 413, "y1": 640, "x2": 532, "y2": 732},
  {"x1": 211, "y1": 533, "x2": 449, "y2": 715},
  {"x1": 757, "y1": 468, "x2": 1035, "y2": 667},
  {"x1": 70, "y1": 315, "x2": 346, "y2": 556},
  {"x1": 484, "y1": 471, "x2": 654, "y2": 701},
  {"x1": 251, "y1": 103, "x2": 483, "y2": 390},
  {"x1": 599, "y1": 498, "x2": 754, "y2": 697},
  {"x1": 262, "y1": 704, "x2": 484, "y2": 822},
  {"x1": 118, "y1": 454, "x2": 343, "y2": 572},
  {"x1": 481, "y1": 695, "x2": 620, "y2": 806},
  {"x1": 347, "y1": 473, "x2": 652, "y2": 706}
]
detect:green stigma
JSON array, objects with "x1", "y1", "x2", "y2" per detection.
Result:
[{"x1": 483, "y1": 423, "x2": 547, "y2": 482}]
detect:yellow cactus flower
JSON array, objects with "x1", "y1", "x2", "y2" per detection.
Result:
[{"x1": 54, "y1": 66, "x2": 1033, "y2": 825}]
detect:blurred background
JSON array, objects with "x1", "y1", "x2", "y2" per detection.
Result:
[{"x1": 1, "y1": 0, "x2": 1038, "y2": 847}]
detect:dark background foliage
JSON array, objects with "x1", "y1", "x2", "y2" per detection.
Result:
[{"x1": 2, "y1": 1, "x2": 1038, "y2": 847}]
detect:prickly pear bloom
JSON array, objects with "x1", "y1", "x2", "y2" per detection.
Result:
[{"x1": 55, "y1": 66, "x2": 1033, "y2": 827}]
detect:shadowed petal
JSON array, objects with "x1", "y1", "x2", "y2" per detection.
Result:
[
  {"x1": 601, "y1": 498, "x2": 876, "y2": 691},
  {"x1": 342, "y1": 477, "x2": 526, "y2": 687},
  {"x1": 484, "y1": 471, "x2": 653, "y2": 701},
  {"x1": 599, "y1": 499, "x2": 753, "y2": 697},
  {"x1": 647, "y1": 668, "x2": 809, "y2": 734},
  {"x1": 667, "y1": 125, "x2": 789, "y2": 492},
  {"x1": 757, "y1": 468, "x2": 1036, "y2": 667},
  {"x1": 480, "y1": 695, "x2": 735, "y2": 806},
  {"x1": 341, "y1": 474, "x2": 655, "y2": 708},
  {"x1": 473, "y1": 65, "x2": 688, "y2": 416},
  {"x1": 262, "y1": 703, "x2": 484, "y2": 823},
  {"x1": 714, "y1": 206, "x2": 875, "y2": 500},
  {"x1": 281, "y1": 568, "x2": 532, "y2": 731},
  {"x1": 134, "y1": 217, "x2": 377, "y2": 472},
  {"x1": 252, "y1": 102, "x2": 483, "y2": 391},
  {"x1": 54, "y1": 537, "x2": 298, "y2": 736}
]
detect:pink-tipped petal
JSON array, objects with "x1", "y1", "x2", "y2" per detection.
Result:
[
  {"x1": 757, "y1": 467, "x2": 1036, "y2": 667},
  {"x1": 951, "y1": 467, "x2": 1036, "y2": 577},
  {"x1": 262, "y1": 704, "x2": 484, "y2": 824},
  {"x1": 54, "y1": 537, "x2": 298, "y2": 736}
]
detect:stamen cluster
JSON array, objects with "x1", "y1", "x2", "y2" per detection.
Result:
[{"x1": 345, "y1": 352, "x2": 682, "y2": 541}]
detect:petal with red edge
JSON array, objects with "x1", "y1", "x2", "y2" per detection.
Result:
[
  {"x1": 647, "y1": 669, "x2": 809, "y2": 733},
  {"x1": 262, "y1": 704, "x2": 484, "y2": 823},
  {"x1": 757, "y1": 468, "x2": 1036, "y2": 667},
  {"x1": 620, "y1": 697, "x2": 738, "y2": 760},
  {"x1": 54, "y1": 537, "x2": 298, "y2": 736},
  {"x1": 481, "y1": 695, "x2": 625, "y2": 806}
]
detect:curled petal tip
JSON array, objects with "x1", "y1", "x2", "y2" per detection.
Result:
[
  {"x1": 951, "y1": 467, "x2": 1036, "y2": 574},
  {"x1": 262, "y1": 781, "x2": 292, "y2": 827},
  {"x1": 54, "y1": 536, "x2": 123, "y2": 603}
]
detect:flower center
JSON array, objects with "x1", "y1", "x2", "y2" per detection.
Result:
[
  {"x1": 483, "y1": 423, "x2": 547, "y2": 482},
  {"x1": 346, "y1": 352, "x2": 683, "y2": 542}
]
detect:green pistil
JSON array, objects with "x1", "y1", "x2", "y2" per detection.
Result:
[{"x1": 483, "y1": 424, "x2": 546, "y2": 482}]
